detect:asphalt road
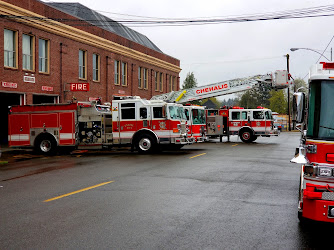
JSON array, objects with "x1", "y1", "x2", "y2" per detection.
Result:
[{"x1": 1, "y1": 132, "x2": 333, "y2": 249}]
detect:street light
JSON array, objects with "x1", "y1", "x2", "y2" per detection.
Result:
[{"x1": 290, "y1": 47, "x2": 331, "y2": 61}]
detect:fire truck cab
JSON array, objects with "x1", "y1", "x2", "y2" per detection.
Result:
[
  {"x1": 206, "y1": 107, "x2": 278, "y2": 142},
  {"x1": 292, "y1": 62, "x2": 334, "y2": 223},
  {"x1": 183, "y1": 105, "x2": 207, "y2": 142},
  {"x1": 8, "y1": 96, "x2": 192, "y2": 154}
]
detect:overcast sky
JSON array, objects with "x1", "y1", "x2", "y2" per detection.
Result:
[{"x1": 44, "y1": 0, "x2": 334, "y2": 94}]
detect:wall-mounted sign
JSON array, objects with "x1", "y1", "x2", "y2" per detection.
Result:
[
  {"x1": 42, "y1": 86, "x2": 54, "y2": 92},
  {"x1": 70, "y1": 83, "x2": 89, "y2": 91},
  {"x1": 24, "y1": 76, "x2": 35, "y2": 83},
  {"x1": 118, "y1": 90, "x2": 125, "y2": 94},
  {"x1": 2, "y1": 82, "x2": 17, "y2": 88}
]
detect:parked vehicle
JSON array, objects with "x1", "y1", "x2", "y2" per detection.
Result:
[
  {"x1": 8, "y1": 96, "x2": 193, "y2": 154},
  {"x1": 291, "y1": 62, "x2": 334, "y2": 223}
]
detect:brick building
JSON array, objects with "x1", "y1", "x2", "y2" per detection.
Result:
[{"x1": 0, "y1": 0, "x2": 181, "y2": 144}]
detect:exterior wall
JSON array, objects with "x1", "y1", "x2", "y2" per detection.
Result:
[{"x1": 0, "y1": 0, "x2": 181, "y2": 104}]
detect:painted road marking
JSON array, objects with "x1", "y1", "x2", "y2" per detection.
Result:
[
  {"x1": 232, "y1": 144, "x2": 238, "y2": 147},
  {"x1": 43, "y1": 181, "x2": 114, "y2": 202},
  {"x1": 189, "y1": 153, "x2": 207, "y2": 159}
]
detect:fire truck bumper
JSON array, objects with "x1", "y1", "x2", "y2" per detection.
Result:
[
  {"x1": 195, "y1": 136, "x2": 207, "y2": 143},
  {"x1": 301, "y1": 183, "x2": 334, "y2": 222}
]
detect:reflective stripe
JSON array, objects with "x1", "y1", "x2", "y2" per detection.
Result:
[
  {"x1": 60, "y1": 133, "x2": 75, "y2": 139},
  {"x1": 9, "y1": 134, "x2": 29, "y2": 141}
]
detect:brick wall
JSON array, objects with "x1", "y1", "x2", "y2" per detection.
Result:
[{"x1": 0, "y1": 0, "x2": 180, "y2": 104}]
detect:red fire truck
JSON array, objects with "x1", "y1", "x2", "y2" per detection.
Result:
[
  {"x1": 151, "y1": 70, "x2": 289, "y2": 143},
  {"x1": 184, "y1": 105, "x2": 207, "y2": 142},
  {"x1": 206, "y1": 106, "x2": 278, "y2": 142},
  {"x1": 291, "y1": 62, "x2": 334, "y2": 223},
  {"x1": 8, "y1": 96, "x2": 193, "y2": 154}
]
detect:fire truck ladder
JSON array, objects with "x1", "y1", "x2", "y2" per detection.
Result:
[{"x1": 151, "y1": 73, "x2": 279, "y2": 104}]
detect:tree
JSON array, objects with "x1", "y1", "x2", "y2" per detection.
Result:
[
  {"x1": 269, "y1": 89, "x2": 287, "y2": 114},
  {"x1": 182, "y1": 72, "x2": 198, "y2": 89},
  {"x1": 238, "y1": 90, "x2": 258, "y2": 108},
  {"x1": 293, "y1": 78, "x2": 308, "y2": 94}
]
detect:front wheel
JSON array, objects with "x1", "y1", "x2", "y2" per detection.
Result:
[
  {"x1": 135, "y1": 134, "x2": 157, "y2": 154},
  {"x1": 239, "y1": 129, "x2": 254, "y2": 143}
]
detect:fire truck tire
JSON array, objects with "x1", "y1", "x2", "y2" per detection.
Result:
[
  {"x1": 251, "y1": 135, "x2": 258, "y2": 142},
  {"x1": 35, "y1": 135, "x2": 57, "y2": 155},
  {"x1": 239, "y1": 129, "x2": 254, "y2": 143},
  {"x1": 135, "y1": 134, "x2": 157, "y2": 154}
]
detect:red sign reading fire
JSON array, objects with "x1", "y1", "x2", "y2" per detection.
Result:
[{"x1": 70, "y1": 83, "x2": 89, "y2": 91}]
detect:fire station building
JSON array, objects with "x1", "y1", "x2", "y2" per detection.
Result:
[{"x1": 0, "y1": 0, "x2": 181, "y2": 144}]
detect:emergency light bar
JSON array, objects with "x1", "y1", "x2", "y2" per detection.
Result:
[{"x1": 320, "y1": 62, "x2": 334, "y2": 70}]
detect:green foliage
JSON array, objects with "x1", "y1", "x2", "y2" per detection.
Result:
[
  {"x1": 182, "y1": 72, "x2": 198, "y2": 89},
  {"x1": 293, "y1": 78, "x2": 308, "y2": 94},
  {"x1": 269, "y1": 89, "x2": 287, "y2": 114}
]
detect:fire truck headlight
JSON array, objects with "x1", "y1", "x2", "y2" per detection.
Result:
[
  {"x1": 318, "y1": 167, "x2": 332, "y2": 177},
  {"x1": 330, "y1": 207, "x2": 334, "y2": 217}
]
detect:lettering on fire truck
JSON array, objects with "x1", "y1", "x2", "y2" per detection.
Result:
[{"x1": 195, "y1": 84, "x2": 228, "y2": 95}]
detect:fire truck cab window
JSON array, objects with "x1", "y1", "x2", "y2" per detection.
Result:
[
  {"x1": 121, "y1": 103, "x2": 135, "y2": 119},
  {"x1": 265, "y1": 111, "x2": 272, "y2": 120},
  {"x1": 241, "y1": 111, "x2": 247, "y2": 120},
  {"x1": 153, "y1": 107, "x2": 163, "y2": 118},
  {"x1": 140, "y1": 107, "x2": 147, "y2": 119},
  {"x1": 253, "y1": 111, "x2": 264, "y2": 120},
  {"x1": 231, "y1": 111, "x2": 240, "y2": 120}
]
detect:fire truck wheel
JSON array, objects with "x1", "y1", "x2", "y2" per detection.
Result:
[
  {"x1": 136, "y1": 134, "x2": 156, "y2": 154},
  {"x1": 35, "y1": 135, "x2": 57, "y2": 155},
  {"x1": 239, "y1": 129, "x2": 254, "y2": 143},
  {"x1": 251, "y1": 135, "x2": 258, "y2": 142}
]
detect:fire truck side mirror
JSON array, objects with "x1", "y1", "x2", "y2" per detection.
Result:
[{"x1": 293, "y1": 92, "x2": 305, "y2": 124}]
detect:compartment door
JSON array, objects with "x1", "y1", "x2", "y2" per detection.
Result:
[{"x1": 59, "y1": 112, "x2": 75, "y2": 145}]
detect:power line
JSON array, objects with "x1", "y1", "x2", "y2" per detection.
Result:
[{"x1": 2, "y1": 4, "x2": 334, "y2": 27}]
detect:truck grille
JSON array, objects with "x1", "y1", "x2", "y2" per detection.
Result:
[{"x1": 322, "y1": 192, "x2": 334, "y2": 201}]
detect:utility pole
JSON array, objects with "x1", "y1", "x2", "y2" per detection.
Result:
[{"x1": 286, "y1": 54, "x2": 291, "y2": 131}]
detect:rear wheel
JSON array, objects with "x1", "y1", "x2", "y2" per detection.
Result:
[
  {"x1": 239, "y1": 129, "x2": 254, "y2": 143},
  {"x1": 135, "y1": 134, "x2": 157, "y2": 154},
  {"x1": 35, "y1": 135, "x2": 57, "y2": 155}
]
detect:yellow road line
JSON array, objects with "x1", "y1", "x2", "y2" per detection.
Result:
[
  {"x1": 189, "y1": 153, "x2": 207, "y2": 159},
  {"x1": 43, "y1": 181, "x2": 114, "y2": 202},
  {"x1": 232, "y1": 144, "x2": 238, "y2": 147}
]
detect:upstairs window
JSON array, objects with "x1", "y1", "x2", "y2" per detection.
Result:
[
  {"x1": 79, "y1": 49, "x2": 86, "y2": 79},
  {"x1": 23, "y1": 34, "x2": 34, "y2": 71},
  {"x1": 114, "y1": 60, "x2": 120, "y2": 85},
  {"x1": 39, "y1": 38, "x2": 49, "y2": 73},
  {"x1": 93, "y1": 53, "x2": 100, "y2": 81},
  {"x1": 4, "y1": 29, "x2": 17, "y2": 68},
  {"x1": 121, "y1": 62, "x2": 127, "y2": 86}
]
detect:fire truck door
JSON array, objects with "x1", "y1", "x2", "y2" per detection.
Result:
[
  {"x1": 140, "y1": 107, "x2": 151, "y2": 129},
  {"x1": 8, "y1": 114, "x2": 30, "y2": 146},
  {"x1": 59, "y1": 112, "x2": 75, "y2": 145}
]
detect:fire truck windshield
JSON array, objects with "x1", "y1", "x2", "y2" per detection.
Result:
[
  {"x1": 168, "y1": 105, "x2": 187, "y2": 120},
  {"x1": 307, "y1": 80, "x2": 334, "y2": 140}
]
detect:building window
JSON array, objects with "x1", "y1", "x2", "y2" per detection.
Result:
[
  {"x1": 155, "y1": 71, "x2": 159, "y2": 91},
  {"x1": 4, "y1": 29, "x2": 17, "y2": 68},
  {"x1": 23, "y1": 34, "x2": 34, "y2": 71},
  {"x1": 159, "y1": 72, "x2": 163, "y2": 92},
  {"x1": 169, "y1": 75, "x2": 173, "y2": 91},
  {"x1": 39, "y1": 38, "x2": 49, "y2": 73},
  {"x1": 79, "y1": 49, "x2": 86, "y2": 79},
  {"x1": 114, "y1": 60, "x2": 120, "y2": 85},
  {"x1": 138, "y1": 67, "x2": 142, "y2": 88},
  {"x1": 121, "y1": 62, "x2": 127, "y2": 86},
  {"x1": 143, "y1": 68, "x2": 148, "y2": 89},
  {"x1": 93, "y1": 53, "x2": 100, "y2": 81}
]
